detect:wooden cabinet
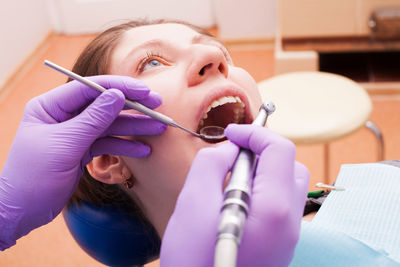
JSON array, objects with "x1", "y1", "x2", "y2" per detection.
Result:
[
  {"x1": 275, "y1": 0, "x2": 400, "y2": 83},
  {"x1": 279, "y1": 0, "x2": 400, "y2": 38}
]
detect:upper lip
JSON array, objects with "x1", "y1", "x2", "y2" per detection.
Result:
[{"x1": 194, "y1": 83, "x2": 252, "y2": 129}]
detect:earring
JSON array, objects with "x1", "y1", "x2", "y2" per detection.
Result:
[{"x1": 122, "y1": 171, "x2": 134, "y2": 189}]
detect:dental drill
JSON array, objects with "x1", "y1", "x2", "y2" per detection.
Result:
[{"x1": 214, "y1": 101, "x2": 275, "y2": 267}]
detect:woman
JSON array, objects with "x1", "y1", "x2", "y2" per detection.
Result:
[
  {"x1": 70, "y1": 19, "x2": 262, "y2": 236},
  {"x1": 0, "y1": 19, "x2": 309, "y2": 266},
  {"x1": 71, "y1": 19, "x2": 309, "y2": 266}
]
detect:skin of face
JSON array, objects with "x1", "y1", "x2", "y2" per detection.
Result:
[{"x1": 88, "y1": 23, "x2": 263, "y2": 237}]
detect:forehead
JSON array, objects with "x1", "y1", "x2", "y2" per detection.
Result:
[
  {"x1": 125, "y1": 23, "x2": 200, "y2": 42},
  {"x1": 114, "y1": 23, "x2": 201, "y2": 55}
]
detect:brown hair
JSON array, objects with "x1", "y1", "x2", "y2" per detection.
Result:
[{"x1": 68, "y1": 19, "x2": 213, "y2": 225}]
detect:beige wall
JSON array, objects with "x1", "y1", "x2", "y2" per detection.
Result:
[
  {"x1": 53, "y1": 0, "x2": 278, "y2": 40},
  {"x1": 0, "y1": 0, "x2": 51, "y2": 90},
  {"x1": 215, "y1": 0, "x2": 277, "y2": 41},
  {"x1": 50, "y1": 0, "x2": 216, "y2": 34}
]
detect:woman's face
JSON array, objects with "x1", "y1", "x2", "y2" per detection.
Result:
[{"x1": 108, "y1": 23, "x2": 262, "y2": 233}]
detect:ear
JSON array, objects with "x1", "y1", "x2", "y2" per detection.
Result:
[{"x1": 87, "y1": 155, "x2": 132, "y2": 185}]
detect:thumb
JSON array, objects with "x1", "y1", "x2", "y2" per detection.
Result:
[
  {"x1": 68, "y1": 89, "x2": 126, "y2": 139},
  {"x1": 183, "y1": 142, "x2": 239, "y2": 196}
]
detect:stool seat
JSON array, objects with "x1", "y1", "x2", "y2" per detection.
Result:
[{"x1": 258, "y1": 72, "x2": 372, "y2": 144}]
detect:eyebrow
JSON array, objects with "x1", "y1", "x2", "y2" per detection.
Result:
[
  {"x1": 126, "y1": 39, "x2": 164, "y2": 57},
  {"x1": 137, "y1": 34, "x2": 221, "y2": 48},
  {"x1": 191, "y1": 34, "x2": 220, "y2": 44}
]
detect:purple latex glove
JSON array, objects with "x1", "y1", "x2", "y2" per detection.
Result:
[
  {"x1": 0, "y1": 75, "x2": 166, "y2": 250},
  {"x1": 160, "y1": 124, "x2": 309, "y2": 267}
]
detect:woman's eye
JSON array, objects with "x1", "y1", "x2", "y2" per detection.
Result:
[
  {"x1": 144, "y1": 59, "x2": 163, "y2": 70},
  {"x1": 141, "y1": 58, "x2": 166, "y2": 72}
]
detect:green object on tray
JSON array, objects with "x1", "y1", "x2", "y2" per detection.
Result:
[{"x1": 307, "y1": 190, "x2": 325, "y2": 198}]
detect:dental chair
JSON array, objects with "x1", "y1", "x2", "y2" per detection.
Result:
[{"x1": 63, "y1": 201, "x2": 160, "y2": 267}]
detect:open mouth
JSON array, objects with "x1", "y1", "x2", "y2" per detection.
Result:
[{"x1": 196, "y1": 95, "x2": 248, "y2": 134}]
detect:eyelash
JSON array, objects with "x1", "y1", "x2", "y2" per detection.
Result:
[{"x1": 137, "y1": 52, "x2": 168, "y2": 73}]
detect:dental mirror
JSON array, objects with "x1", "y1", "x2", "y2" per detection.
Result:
[
  {"x1": 198, "y1": 101, "x2": 276, "y2": 143},
  {"x1": 199, "y1": 125, "x2": 227, "y2": 143}
]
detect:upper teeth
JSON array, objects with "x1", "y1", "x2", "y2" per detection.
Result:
[
  {"x1": 200, "y1": 95, "x2": 246, "y2": 124},
  {"x1": 205, "y1": 96, "x2": 245, "y2": 114}
]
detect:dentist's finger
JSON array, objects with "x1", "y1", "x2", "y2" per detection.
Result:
[
  {"x1": 83, "y1": 137, "x2": 151, "y2": 165},
  {"x1": 225, "y1": 124, "x2": 296, "y2": 184},
  {"x1": 102, "y1": 114, "x2": 167, "y2": 136},
  {"x1": 184, "y1": 142, "x2": 239, "y2": 194},
  {"x1": 67, "y1": 89, "x2": 126, "y2": 140},
  {"x1": 33, "y1": 75, "x2": 161, "y2": 122},
  {"x1": 293, "y1": 161, "x2": 310, "y2": 210}
]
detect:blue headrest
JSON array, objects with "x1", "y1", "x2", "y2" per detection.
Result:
[{"x1": 63, "y1": 201, "x2": 160, "y2": 266}]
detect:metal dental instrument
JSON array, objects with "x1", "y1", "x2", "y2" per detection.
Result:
[
  {"x1": 44, "y1": 60, "x2": 224, "y2": 142},
  {"x1": 315, "y1": 182, "x2": 345, "y2": 191},
  {"x1": 214, "y1": 101, "x2": 276, "y2": 267},
  {"x1": 199, "y1": 126, "x2": 226, "y2": 142}
]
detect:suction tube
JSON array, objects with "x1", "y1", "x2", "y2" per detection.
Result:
[{"x1": 214, "y1": 101, "x2": 275, "y2": 267}]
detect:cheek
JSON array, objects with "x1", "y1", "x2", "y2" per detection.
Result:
[
  {"x1": 140, "y1": 71, "x2": 184, "y2": 113},
  {"x1": 123, "y1": 130, "x2": 203, "y2": 197}
]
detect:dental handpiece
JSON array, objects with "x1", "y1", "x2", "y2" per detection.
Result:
[
  {"x1": 214, "y1": 101, "x2": 275, "y2": 267},
  {"x1": 44, "y1": 60, "x2": 221, "y2": 141}
]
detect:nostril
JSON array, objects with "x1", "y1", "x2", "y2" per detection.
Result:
[
  {"x1": 199, "y1": 63, "x2": 213, "y2": 76},
  {"x1": 199, "y1": 67, "x2": 205, "y2": 76},
  {"x1": 218, "y1": 63, "x2": 225, "y2": 74}
]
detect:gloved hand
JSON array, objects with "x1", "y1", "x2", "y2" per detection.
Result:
[
  {"x1": 160, "y1": 124, "x2": 309, "y2": 267},
  {"x1": 0, "y1": 75, "x2": 166, "y2": 250}
]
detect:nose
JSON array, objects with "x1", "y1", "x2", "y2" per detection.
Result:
[{"x1": 187, "y1": 45, "x2": 229, "y2": 87}]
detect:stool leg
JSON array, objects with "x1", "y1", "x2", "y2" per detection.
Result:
[
  {"x1": 365, "y1": 120, "x2": 384, "y2": 161},
  {"x1": 324, "y1": 143, "x2": 330, "y2": 184}
]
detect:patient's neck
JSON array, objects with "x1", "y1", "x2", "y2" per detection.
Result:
[{"x1": 129, "y1": 179, "x2": 180, "y2": 238}]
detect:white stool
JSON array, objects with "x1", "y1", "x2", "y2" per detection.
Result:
[{"x1": 258, "y1": 71, "x2": 384, "y2": 181}]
